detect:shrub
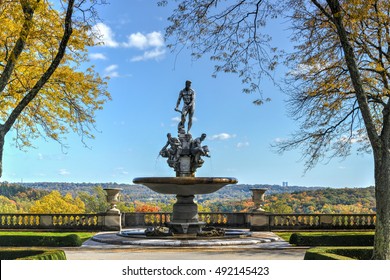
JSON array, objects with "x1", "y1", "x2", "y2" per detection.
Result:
[
  {"x1": 0, "y1": 249, "x2": 66, "y2": 260},
  {"x1": 304, "y1": 247, "x2": 373, "y2": 260},
  {"x1": 289, "y1": 232, "x2": 374, "y2": 246},
  {"x1": 0, "y1": 234, "x2": 82, "y2": 247}
]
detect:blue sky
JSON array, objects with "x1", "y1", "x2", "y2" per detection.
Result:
[{"x1": 2, "y1": 0, "x2": 374, "y2": 188}]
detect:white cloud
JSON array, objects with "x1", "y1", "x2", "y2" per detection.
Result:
[
  {"x1": 59, "y1": 169, "x2": 70, "y2": 176},
  {"x1": 131, "y1": 47, "x2": 166, "y2": 62},
  {"x1": 115, "y1": 167, "x2": 129, "y2": 175},
  {"x1": 124, "y1": 31, "x2": 164, "y2": 49},
  {"x1": 90, "y1": 23, "x2": 165, "y2": 61},
  {"x1": 125, "y1": 31, "x2": 166, "y2": 61},
  {"x1": 104, "y1": 64, "x2": 119, "y2": 78},
  {"x1": 171, "y1": 116, "x2": 181, "y2": 122},
  {"x1": 89, "y1": 53, "x2": 107, "y2": 60},
  {"x1": 91, "y1": 23, "x2": 119, "y2": 47},
  {"x1": 125, "y1": 32, "x2": 148, "y2": 49},
  {"x1": 210, "y1": 133, "x2": 236, "y2": 140},
  {"x1": 237, "y1": 141, "x2": 250, "y2": 148},
  {"x1": 105, "y1": 64, "x2": 118, "y2": 72},
  {"x1": 274, "y1": 137, "x2": 286, "y2": 143}
]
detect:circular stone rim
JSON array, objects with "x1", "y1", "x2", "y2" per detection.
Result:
[{"x1": 133, "y1": 177, "x2": 238, "y2": 185}]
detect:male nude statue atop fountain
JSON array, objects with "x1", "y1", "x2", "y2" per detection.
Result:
[{"x1": 175, "y1": 80, "x2": 195, "y2": 133}]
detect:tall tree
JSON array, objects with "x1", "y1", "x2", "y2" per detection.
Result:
[
  {"x1": 162, "y1": 0, "x2": 390, "y2": 259},
  {"x1": 78, "y1": 186, "x2": 109, "y2": 213},
  {"x1": 0, "y1": 0, "x2": 110, "y2": 177}
]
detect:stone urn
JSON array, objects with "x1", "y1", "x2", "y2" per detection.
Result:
[
  {"x1": 250, "y1": 188, "x2": 267, "y2": 212},
  {"x1": 103, "y1": 188, "x2": 122, "y2": 214}
]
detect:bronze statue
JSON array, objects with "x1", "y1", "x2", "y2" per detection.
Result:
[
  {"x1": 159, "y1": 133, "x2": 182, "y2": 166},
  {"x1": 191, "y1": 133, "x2": 210, "y2": 165},
  {"x1": 175, "y1": 80, "x2": 195, "y2": 133}
]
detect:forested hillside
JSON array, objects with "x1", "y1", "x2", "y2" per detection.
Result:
[{"x1": 0, "y1": 182, "x2": 375, "y2": 214}]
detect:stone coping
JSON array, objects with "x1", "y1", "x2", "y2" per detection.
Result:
[
  {"x1": 132, "y1": 177, "x2": 238, "y2": 195},
  {"x1": 88, "y1": 230, "x2": 288, "y2": 248}
]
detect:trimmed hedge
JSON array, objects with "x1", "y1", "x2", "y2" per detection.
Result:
[
  {"x1": 304, "y1": 247, "x2": 373, "y2": 260},
  {"x1": 0, "y1": 234, "x2": 82, "y2": 247},
  {"x1": 0, "y1": 249, "x2": 67, "y2": 260},
  {"x1": 289, "y1": 233, "x2": 374, "y2": 246}
]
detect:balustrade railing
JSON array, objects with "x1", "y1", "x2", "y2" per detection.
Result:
[
  {"x1": 199, "y1": 213, "x2": 249, "y2": 227},
  {"x1": 0, "y1": 214, "x2": 41, "y2": 228},
  {"x1": 121, "y1": 212, "x2": 249, "y2": 228},
  {"x1": 0, "y1": 212, "x2": 376, "y2": 231},
  {"x1": 268, "y1": 214, "x2": 376, "y2": 230},
  {"x1": 0, "y1": 213, "x2": 104, "y2": 230},
  {"x1": 123, "y1": 213, "x2": 171, "y2": 227}
]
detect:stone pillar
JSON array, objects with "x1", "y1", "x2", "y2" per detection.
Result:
[
  {"x1": 40, "y1": 215, "x2": 53, "y2": 228},
  {"x1": 249, "y1": 213, "x2": 270, "y2": 231},
  {"x1": 103, "y1": 188, "x2": 122, "y2": 231},
  {"x1": 320, "y1": 215, "x2": 334, "y2": 228}
]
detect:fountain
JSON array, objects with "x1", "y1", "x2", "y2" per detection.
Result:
[
  {"x1": 131, "y1": 80, "x2": 238, "y2": 236},
  {"x1": 89, "y1": 81, "x2": 283, "y2": 246}
]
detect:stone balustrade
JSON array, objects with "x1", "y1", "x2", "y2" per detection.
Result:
[
  {"x1": 0, "y1": 212, "x2": 376, "y2": 231},
  {"x1": 121, "y1": 212, "x2": 375, "y2": 230},
  {"x1": 0, "y1": 213, "x2": 105, "y2": 230},
  {"x1": 268, "y1": 214, "x2": 376, "y2": 230}
]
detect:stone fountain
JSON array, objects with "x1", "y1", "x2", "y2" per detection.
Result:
[
  {"x1": 132, "y1": 80, "x2": 238, "y2": 235},
  {"x1": 89, "y1": 81, "x2": 283, "y2": 246}
]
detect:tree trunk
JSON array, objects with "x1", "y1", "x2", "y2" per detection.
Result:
[
  {"x1": 0, "y1": 127, "x2": 4, "y2": 178},
  {"x1": 324, "y1": 0, "x2": 390, "y2": 260},
  {"x1": 372, "y1": 146, "x2": 390, "y2": 259}
]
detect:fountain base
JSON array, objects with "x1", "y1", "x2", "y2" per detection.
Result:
[
  {"x1": 167, "y1": 222, "x2": 206, "y2": 234},
  {"x1": 168, "y1": 194, "x2": 205, "y2": 234},
  {"x1": 117, "y1": 228, "x2": 251, "y2": 239}
]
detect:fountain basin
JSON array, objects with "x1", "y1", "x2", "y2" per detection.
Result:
[
  {"x1": 133, "y1": 177, "x2": 238, "y2": 234},
  {"x1": 133, "y1": 177, "x2": 237, "y2": 195}
]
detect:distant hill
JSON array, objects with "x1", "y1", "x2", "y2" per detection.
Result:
[
  {"x1": 0, "y1": 182, "x2": 375, "y2": 213},
  {"x1": 10, "y1": 182, "x2": 325, "y2": 201},
  {"x1": 197, "y1": 184, "x2": 325, "y2": 201},
  {"x1": 262, "y1": 186, "x2": 376, "y2": 213}
]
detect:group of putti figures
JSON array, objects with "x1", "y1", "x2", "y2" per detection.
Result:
[
  {"x1": 159, "y1": 132, "x2": 210, "y2": 172},
  {"x1": 159, "y1": 80, "x2": 210, "y2": 173}
]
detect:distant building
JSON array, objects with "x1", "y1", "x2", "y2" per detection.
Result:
[{"x1": 282, "y1": 182, "x2": 288, "y2": 187}]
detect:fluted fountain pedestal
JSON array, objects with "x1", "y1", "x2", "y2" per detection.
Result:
[
  {"x1": 133, "y1": 177, "x2": 237, "y2": 234},
  {"x1": 168, "y1": 195, "x2": 205, "y2": 234}
]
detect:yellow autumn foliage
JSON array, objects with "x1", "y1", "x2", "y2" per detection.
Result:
[
  {"x1": 0, "y1": 0, "x2": 110, "y2": 149},
  {"x1": 0, "y1": 195, "x2": 18, "y2": 213},
  {"x1": 29, "y1": 190, "x2": 85, "y2": 214}
]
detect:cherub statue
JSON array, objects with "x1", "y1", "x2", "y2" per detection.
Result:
[
  {"x1": 159, "y1": 133, "x2": 182, "y2": 167},
  {"x1": 191, "y1": 133, "x2": 210, "y2": 166}
]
